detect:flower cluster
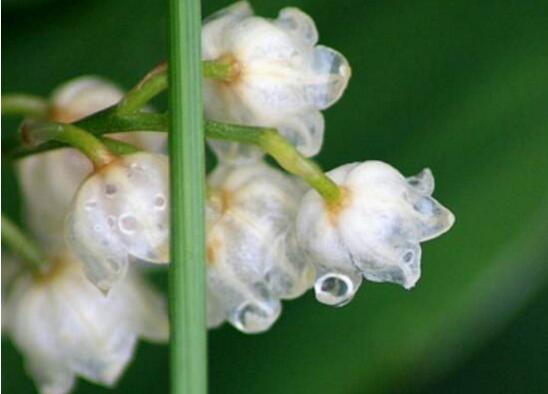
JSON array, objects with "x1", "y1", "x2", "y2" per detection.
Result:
[
  {"x1": 3, "y1": 78, "x2": 169, "y2": 394},
  {"x1": 2, "y1": 2, "x2": 455, "y2": 393},
  {"x1": 202, "y1": 1, "x2": 351, "y2": 162},
  {"x1": 198, "y1": 2, "x2": 453, "y2": 331}
]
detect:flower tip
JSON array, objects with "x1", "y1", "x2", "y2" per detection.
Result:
[
  {"x1": 225, "y1": 0, "x2": 253, "y2": 18},
  {"x1": 97, "y1": 281, "x2": 112, "y2": 296}
]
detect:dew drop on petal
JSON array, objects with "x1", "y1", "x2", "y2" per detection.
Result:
[
  {"x1": 105, "y1": 184, "x2": 117, "y2": 197},
  {"x1": 119, "y1": 214, "x2": 139, "y2": 234},
  {"x1": 231, "y1": 302, "x2": 278, "y2": 334},
  {"x1": 85, "y1": 201, "x2": 97, "y2": 211},
  {"x1": 314, "y1": 273, "x2": 360, "y2": 307},
  {"x1": 154, "y1": 194, "x2": 166, "y2": 210}
]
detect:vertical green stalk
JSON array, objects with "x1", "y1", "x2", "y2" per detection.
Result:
[
  {"x1": 1, "y1": 213, "x2": 48, "y2": 270},
  {"x1": 168, "y1": 0, "x2": 207, "y2": 394}
]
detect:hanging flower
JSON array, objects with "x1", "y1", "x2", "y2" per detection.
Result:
[
  {"x1": 3, "y1": 251, "x2": 168, "y2": 394},
  {"x1": 66, "y1": 152, "x2": 170, "y2": 292},
  {"x1": 5, "y1": 119, "x2": 171, "y2": 393},
  {"x1": 205, "y1": 161, "x2": 314, "y2": 333},
  {"x1": 296, "y1": 161, "x2": 455, "y2": 306},
  {"x1": 202, "y1": 1, "x2": 351, "y2": 162},
  {"x1": 17, "y1": 77, "x2": 166, "y2": 252}
]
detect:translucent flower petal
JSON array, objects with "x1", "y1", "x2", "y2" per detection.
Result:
[
  {"x1": 67, "y1": 153, "x2": 170, "y2": 291},
  {"x1": 297, "y1": 161, "x2": 455, "y2": 302},
  {"x1": 202, "y1": 2, "x2": 351, "y2": 160},
  {"x1": 202, "y1": 1, "x2": 253, "y2": 61},
  {"x1": 276, "y1": 7, "x2": 319, "y2": 46},
  {"x1": 17, "y1": 149, "x2": 92, "y2": 252},
  {"x1": 206, "y1": 162, "x2": 313, "y2": 332},
  {"x1": 50, "y1": 76, "x2": 123, "y2": 123},
  {"x1": 3, "y1": 254, "x2": 168, "y2": 394},
  {"x1": 278, "y1": 111, "x2": 325, "y2": 157}
]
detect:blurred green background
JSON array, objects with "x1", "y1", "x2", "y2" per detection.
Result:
[{"x1": 2, "y1": 0, "x2": 548, "y2": 393}]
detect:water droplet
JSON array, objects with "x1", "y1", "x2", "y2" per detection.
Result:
[
  {"x1": 314, "y1": 273, "x2": 357, "y2": 307},
  {"x1": 107, "y1": 216, "x2": 117, "y2": 229},
  {"x1": 154, "y1": 194, "x2": 166, "y2": 209},
  {"x1": 232, "y1": 302, "x2": 277, "y2": 333},
  {"x1": 119, "y1": 214, "x2": 138, "y2": 234},
  {"x1": 85, "y1": 201, "x2": 97, "y2": 211},
  {"x1": 105, "y1": 184, "x2": 117, "y2": 197}
]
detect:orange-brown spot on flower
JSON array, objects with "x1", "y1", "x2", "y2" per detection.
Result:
[
  {"x1": 216, "y1": 53, "x2": 243, "y2": 84},
  {"x1": 326, "y1": 187, "x2": 351, "y2": 226},
  {"x1": 220, "y1": 189, "x2": 233, "y2": 213},
  {"x1": 49, "y1": 105, "x2": 79, "y2": 124},
  {"x1": 207, "y1": 237, "x2": 223, "y2": 266},
  {"x1": 33, "y1": 256, "x2": 69, "y2": 285}
]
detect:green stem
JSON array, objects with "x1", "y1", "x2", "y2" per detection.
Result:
[
  {"x1": 101, "y1": 137, "x2": 140, "y2": 155},
  {"x1": 116, "y1": 63, "x2": 169, "y2": 115},
  {"x1": 77, "y1": 110, "x2": 168, "y2": 132},
  {"x1": 203, "y1": 59, "x2": 236, "y2": 81},
  {"x1": 168, "y1": 1, "x2": 207, "y2": 394},
  {"x1": 2, "y1": 94, "x2": 49, "y2": 118},
  {"x1": 206, "y1": 122, "x2": 342, "y2": 204},
  {"x1": 1, "y1": 213, "x2": 48, "y2": 270},
  {"x1": 12, "y1": 110, "x2": 342, "y2": 203},
  {"x1": 21, "y1": 121, "x2": 115, "y2": 168},
  {"x1": 114, "y1": 58, "x2": 237, "y2": 116}
]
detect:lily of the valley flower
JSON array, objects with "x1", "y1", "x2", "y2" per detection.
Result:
[
  {"x1": 203, "y1": 1, "x2": 351, "y2": 162},
  {"x1": 66, "y1": 152, "x2": 170, "y2": 292},
  {"x1": 206, "y1": 161, "x2": 314, "y2": 333},
  {"x1": 17, "y1": 77, "x2": 166, "y2": 253},
  {"x1": 6, "y1": 96, "x2": 171, "y2": 393},
  {"x1": 3, "y1": 251, "x2": 168, "y2": 394},
  {"x1": 296, "y1": 161, "x2": 455, "y2": 306}
]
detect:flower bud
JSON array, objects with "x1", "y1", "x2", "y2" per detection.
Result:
[
  {"x1": 206, "y1": 161, "x2": 314, "y2": 332},
  {"x1": 202, "y1": 1, "x2": 351, "y2": 162},
  {"x1": 66, "y1": 152, "x2": 170, "y2": 292},
  {"x1": 296, "y1": 161, "x2": 455, "y2": 306},
  {"x1": 3, "y1": 252, "x2": 168, "y2": 394}
]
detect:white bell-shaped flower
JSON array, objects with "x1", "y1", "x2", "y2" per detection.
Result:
[
  {"x1": 3, "y1": 251, "x2": 168, "y2": 394},
  {"x1": 296, "y1": 161, "x2": 455, "y2": 306},
  {"x1": 66, "y1": 152, "x2": 170, "y2": 292},
  {"x1": 17, "y1": 77, "x2": 167, "y2": 252},
  {"x1": 202, "y1": 1, "x2": 351, "y2": 162},
  {"x1": 206, "y1": 161, "x2": 314, "y2": 333},
  {"x1": 18, "y1": 149, "x2": 93, "y2": 253}
]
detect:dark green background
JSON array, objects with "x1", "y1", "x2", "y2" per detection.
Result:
[{"x1": 3, "y1": 0, "x2": 548, "y2": 393}]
